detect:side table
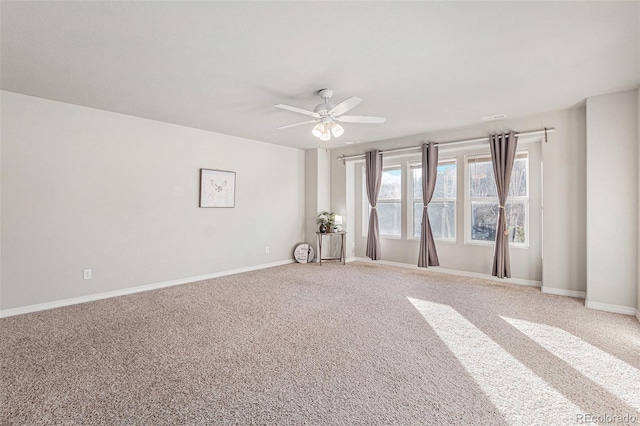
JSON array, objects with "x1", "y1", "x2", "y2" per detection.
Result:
[{"x1": 316, "y1": 231, "x2": 346, "y2": 265}]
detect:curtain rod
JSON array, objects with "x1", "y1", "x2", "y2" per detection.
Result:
[{"x1": 338, "y1": 127, "x2": 556, "y2": 163}]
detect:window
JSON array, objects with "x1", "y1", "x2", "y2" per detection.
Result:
[
  {"x1": 363, "y1": 165, "x2": 402, "y2": 237},
  {"x1": 466, "y1": 152, "x2": 528, "y2": 246},
  {"x1": 410, "y1": 159, "x2": 457, "y2": 240}
]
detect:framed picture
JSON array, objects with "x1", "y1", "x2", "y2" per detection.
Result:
[
  {"x1": 199, "y1": 169, "x2": 236, "y2": 208},
  {"x1": 294, "y1": 243, "x2": 315, "y2": 264}
]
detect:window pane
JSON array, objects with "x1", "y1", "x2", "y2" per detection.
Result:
[
  {"x1": 471, "y1": 201, "x2": 498, "y2": 242},
  {"x1": 433, "y1": 163, "x2": 457, "y2": 199},
  {"x1": 377, "y1": 202, "x2": 401, "y2": 235},
  {"x1": 412, "y1": 168, "x2": 422, "y2": 200},
  {"x1": 413, "y1": 202, "x2": 423, "y2": 238},
  {"x1": 505, "y1": 201, "x2": 526, "y2": 243},
  {"x1": 469, "y1": 156, "x2": 528, "y2": 198},
  {"x1": 509, "y1": 158, "x2": 528, "y2": 197},
  {"x1": 414, "y1": 202, "x2": 456, "y2": 239},
  {"x1": 429, "y1": 201, "x2": 456, "y2": 239},
  {"x1": 471, "y1": 201, "x2": 526, "y2": 243},
  {"x1": 413, "y1": 162, "x2": 457, "y2": 201},
  {"x1": 469, "y1": 161, "x2": 497, "y2": 198},
  {"x1": 379, "y1": 168, "x2": 401, "y2": 200}
]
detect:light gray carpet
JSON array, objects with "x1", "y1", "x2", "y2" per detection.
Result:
[{"x1": 1, "y1": 261, "x2": 639, "y2": 425}]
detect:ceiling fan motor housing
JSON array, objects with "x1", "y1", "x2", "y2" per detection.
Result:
[
  {"x1": 314, "y1": 89, "x2": 335, "y2": 116},
  {"x1": 314, "y1": 103, "x2": 336, "y2": 116}
]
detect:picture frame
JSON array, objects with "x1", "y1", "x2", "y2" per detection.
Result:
[{"x1": 199, "y1": 169, "x2": 236, "y2": 208}]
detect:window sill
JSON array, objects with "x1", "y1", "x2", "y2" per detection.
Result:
[
  {"x1": 380, "y1": 234, "x2": 402, "y2": 240},
  {"x1": 408, "y1": 237, "x2": 457, "y2": 244},
  {"x1": 464, "y1": 240, "x2": 529, "y2": 249},
  {"x1": 436, "y1": 238, "x2": 457, "y2": 244}
]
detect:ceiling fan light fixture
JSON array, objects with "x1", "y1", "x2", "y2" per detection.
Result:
[
  {"x1": 311, "y1": 123, "x2": 325, "y2": 138},
  {"x1": 330, "y1": 122, "x2": 344, "y2": 137},
  {"x1": 320, "y1": 128, "x2": 331, "y2": 141}
]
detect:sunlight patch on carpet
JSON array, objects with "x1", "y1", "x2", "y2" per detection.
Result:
[
  {"x1": 408, "y1": 297, "x2": 580, "y2": 425},
  {"x1": 503, "y1": 317, "x2": 640, "y2": 412}
]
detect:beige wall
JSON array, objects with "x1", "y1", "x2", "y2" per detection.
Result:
[
  {"x1": 331, "y1": 108, "x2": 587, "y2": 289},
  {"x1": 304, "y1": 149, "x2": 320, "y2": 249},
  {"x1": 541, "y1": 108, "x2": 587, "y2": 295},
  {"x1": 0, "y1": 93, "x2": 2, "y2": 310},
  {"x1": 1, "y1": 91, "x2": 305, "y2": 311},
  {"x1": 586, "y1": 89, "x2": 638, "y2": 313},
  {"x1": 304, "y1": 148, "x2": 331, "y2": 257}
]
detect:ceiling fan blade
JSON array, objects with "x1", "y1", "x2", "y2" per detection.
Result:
[
  {"x1": 336, "y1": 115, "x2": 387, "y2": 124},
  {"x1": 275, "y1": 104, "x2": 320, "y2": 118},
  {"x1": 329, "y1": 97, "x2": 362, "y2": 116},
  {"x1": 277, "y1": 120, "x2": 318, "y2": 130}
]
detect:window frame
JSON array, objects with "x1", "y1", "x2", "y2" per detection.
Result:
[
  {"x1": 464, "y1": 150, "x2": 530, "y2": 248},
  {"x1": 361, "y1": 163, "x2": 402, "y2": 239},
  {"x1": 407, "y1": 158, "x2": 457, "y2": 242}
]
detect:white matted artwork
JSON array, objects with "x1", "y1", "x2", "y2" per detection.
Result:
[{"x1": 200, "y1": 169, "x2": 236, "y2": 208}]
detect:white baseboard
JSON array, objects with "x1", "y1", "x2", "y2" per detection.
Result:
[
  {"x1": 0, "y1": 259, "x2": 294, "y2": 318},
  {"x1": 541, "y1": 286, "x2": 586, "y2": 299},
  {"x1": 585, "y1": 300, "x2": 637, "y2": 316},
  {"x1": 352, "y1": 257, "x2": 542, "y2": 287}
]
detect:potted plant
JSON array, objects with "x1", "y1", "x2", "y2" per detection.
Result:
[{"x1": 317, "y1": 211, "x2": 335, "y2": 233}]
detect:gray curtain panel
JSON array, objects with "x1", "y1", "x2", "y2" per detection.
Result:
[
  {"x1": 418, "y1": 142, "x2": 440, "y2": 267},
  {"x1": 365, "y1": 150, "x2": 382, "y2": 260},
  {"x1": 489, "y1": 131, "x2": 519, "y2": 278}
]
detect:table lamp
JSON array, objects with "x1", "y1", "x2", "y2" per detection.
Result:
[{"x1": 334, "y1": 215, "x2": 343, "y2": 231}]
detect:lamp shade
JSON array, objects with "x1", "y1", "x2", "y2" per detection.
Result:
[
  {"x1": 330, "y1": 122, "x2": 344, "y2": 137},
  {"x1": 320, "y1": 128, "x2": 331, "y2": 141},
  {"x1": 312, "y1": 123, "x2": 324, "y2": 138},
  {"x1": 334, "y1": 215, "x2": 343, "y2": 225}
]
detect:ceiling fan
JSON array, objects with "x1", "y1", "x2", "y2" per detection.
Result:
[{"x1": 275, "y1": 89, "x2": 386, "y2": 141}]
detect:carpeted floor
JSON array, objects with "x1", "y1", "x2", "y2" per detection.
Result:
[{"x1": 1, "y1": 261, "x2": 639, "y2": 425}]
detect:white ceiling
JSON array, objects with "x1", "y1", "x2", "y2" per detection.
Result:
[{"x1": 1, "y1": 1, "x2": 638, "y2": 149}]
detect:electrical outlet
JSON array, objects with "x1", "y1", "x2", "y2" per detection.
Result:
[
  {"x1": 265, "y1": 246, "x2": 270, "y2": 254},
  {"x1": 83, "y1": 269, "x2": 92, "y2": 280}
]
